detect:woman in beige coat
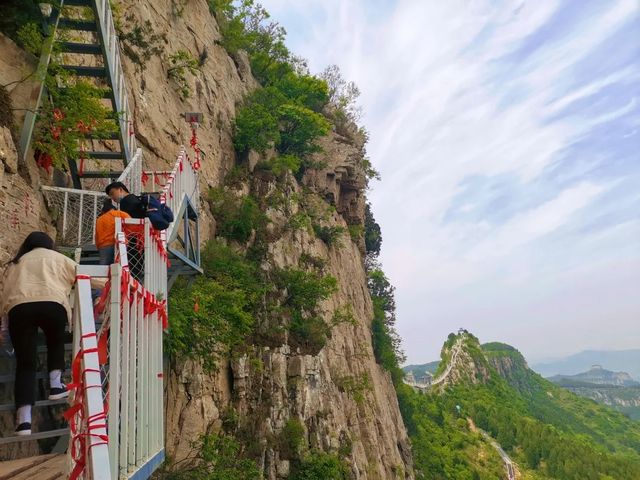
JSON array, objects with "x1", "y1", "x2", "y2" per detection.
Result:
[{"x1": 0, "y1": 232, "x2": 77, "y2": 436}]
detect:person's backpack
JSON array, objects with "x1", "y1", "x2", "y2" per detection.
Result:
[{"x1": 141, "y1": 195, "x2": 174, "y2": 231}]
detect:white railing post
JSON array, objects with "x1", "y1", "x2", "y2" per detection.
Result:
[
  {"x1": 72, "y1": 274, "x2": 112, "y2": 480},
  {"x1": 127, "y1": 290, "x2": 137, "y2": 470},
  {"x1": 108, "y1": 264, "x2": 122, "y2": 480}
]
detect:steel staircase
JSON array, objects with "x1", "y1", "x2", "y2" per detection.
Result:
[
  {"x1": 3, "y1": 0, "x2": 202, "y2": 478},
  {"x1": 19, "y1": 0, "x2": 136, "y2": 191}
]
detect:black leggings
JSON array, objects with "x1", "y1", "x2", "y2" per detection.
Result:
[{"x1": 8, "y1": 302, "x2": 68, "y2": 407}]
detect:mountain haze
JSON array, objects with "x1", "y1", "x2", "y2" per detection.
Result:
[{"x1": 533, "y1": 349, "x2": 640, "y2": 380}]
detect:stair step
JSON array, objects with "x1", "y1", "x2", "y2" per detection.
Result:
[
  {"x1": 79, "y1": 171, "x2": 123, "y2": 179},
  {"x1": 82, "y1": 131, "x2": 120, "y2": 140},
  {"x1": 85, "y1": 151, "x2": 123, "y2": 160},
  {"x1": 59, "y1": 42, "x2": 102, "y2": 55},
  {"x1": 59, "y1": 87, "x2": 113, "y2": 99},
  {"x1": 57, "y1": 18, "x2": 97, "y2": 32},
  {"x1": 63, "y1": 0, "x2": 92, "y2": 6},
  {"x1": 0, "y1": 453, "x2": 62, "y2": 480},
  {"x1": 60, "y1": 65, "x2": 107, "y2": 78},
  {"x1": 0, "y1": 344, "x2": 73, "y2": 359},
  {"x1": 0, "y1": 399, "x2": 68, "y2": 413},
  {"x1": 0, "y1": 428, "x2": 70, "y2": 445},
  {"x1": 0, "y1": 372, "x2": 49, "y2": 384}
]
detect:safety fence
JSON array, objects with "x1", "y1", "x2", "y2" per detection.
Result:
[
  {"x1": 42, "y1": 186, "x2": 107, "y2": 247},
  {"x1": 117, "y1": 148, "x2": 144, "y2": 197},
  {"x1": 158, "y1": 147, "x2": 199, "y2": 242},
  {"x1": 67, "y1": 219, "x2": 167, "y2": 480},
  {"x1": 141, "y1": 171, "x2": 172, "y2": 191},
  {"x1": 66, "y1": 268, "x2": 112, "y2": 480},
  {"x1": 94, "y1": 0, "x2": 137, "y2": 163}
]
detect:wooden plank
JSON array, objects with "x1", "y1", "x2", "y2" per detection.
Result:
[
  {"x1": 0, "y1": 453, "x2": 60, "y2": 480},
  {"x1": 11, "y1": 453, "x2": 66, "y2": 480}
]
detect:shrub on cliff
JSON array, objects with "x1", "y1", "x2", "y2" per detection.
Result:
[
  {"x1": 166, "y1": 241, "x2": 265, "y2": 370},
  {"x1": 208, "y1": 188, "x2": 268, "y2": 243},
  {"x1": 34, "y1": 74, "x2": 118, "y2": 170},
  {"x1": 209, "y1": 0, "x2": 289, "y2": 86},
  {"x1": 158, "y1": 433, "x2": 259, "y2": 479},
  {"x1": 289, "y1": 451, "x2": 350, "y2": 480},
  {"x1": 276, "y1": 267, "x2": 338, "y2": 354}
]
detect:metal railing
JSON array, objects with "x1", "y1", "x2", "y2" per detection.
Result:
[
  {"x1": 159, "y1": 147, "x2": 199, "y2": 241},
  {"x1": 117, "y1": 148, "x2": 143, "y2": 195},
  {"x1": 68, "y1": 220, "x2": 167, "y2": 479},
  {"x1": 94, "y1": 0, "x2": 137, "y2": 163},
  {"x1": 18, "y1": 0, "x2": 136, "y2": 165},
  {"x1": 68, "y1": 267, "x2": 112, "y2": 480},
  {"x1": 107, "y1": 227, "x2": 165, "y2": 479},
  {"x1": 142, "y1": 171, "x2": 172, "y2": 191},
  {"x1": 42, "y1": 186, "x2": 107, "y2": 247}
]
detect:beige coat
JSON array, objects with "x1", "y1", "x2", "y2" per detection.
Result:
[{"x1": 0, "y1": 248, "x2": 77, "y2": 319}]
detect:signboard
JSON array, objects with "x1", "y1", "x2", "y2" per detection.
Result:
[{"x1": 185, "y1": 112, "x2": 203, "y2": 124}]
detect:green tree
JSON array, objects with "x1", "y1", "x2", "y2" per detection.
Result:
[
  {"x1": 289, "y1": 452, "x2": 350, "y2": 480},
  {"x1": 277, "y1": 103, "x2": 330, "y2": 157},
  {"x1": 159, "y1": 434, "x2": 259, "y2": 479}
]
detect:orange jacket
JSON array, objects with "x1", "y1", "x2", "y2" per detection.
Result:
[{"x1": 95, "y1": 210, "x2": 130, "y2": 248}]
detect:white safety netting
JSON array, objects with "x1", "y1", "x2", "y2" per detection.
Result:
[{"x1": 42, "y1": 186, "x2": 107, "y2": 247}]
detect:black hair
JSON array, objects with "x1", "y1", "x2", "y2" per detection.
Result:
[
  {"x1": 8, "y1": 231, "x2": 56, "y2": 265},
  {"x1": 105, "y1": 181, "x2": 129, "y2": 195},
  {"x1": 100, "y1": 197, "x2": 115, "y2": 214}
]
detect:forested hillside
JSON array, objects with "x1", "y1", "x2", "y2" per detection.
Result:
[{"x1": 399, "y1": 334, "x2": 640, "y2": 479}]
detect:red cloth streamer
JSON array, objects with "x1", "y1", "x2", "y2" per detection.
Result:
[
  {"x1": 141, "y1": 171, "x2": 149, "y2": 186},
  {"x1": 64, "y1": 330, "x2": 109, "y2": 480},
  {"x1": 124, "y1": 223, "x2": 145, "y2": 252},
  {"x1": 34, "y1": 149, "x2": 53, "y2": 174},
  {"x1": 93, "y1": 278, "x2": 111, "y2": 318},
  {"x1": 190, "y1": 127, "x2": 202, "y2": 170}
]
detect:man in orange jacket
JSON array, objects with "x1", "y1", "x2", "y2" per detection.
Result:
[{"x1": 95, "y1": 198, "x2": 130, "y2": 265}]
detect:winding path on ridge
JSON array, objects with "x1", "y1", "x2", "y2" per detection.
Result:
[
  {"x1": 404, "y1": 335, "x2": 466, "y2": 390},
  {"x1": 478, "y1": 429, "x2": 517, "y2": 480},
  {"x1": 430, "y1": 336, "x2": 465, "y2": 386}
]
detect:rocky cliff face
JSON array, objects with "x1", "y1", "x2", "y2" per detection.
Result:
[
  {"x1": 1, "y1": 0, "x2": 413, "y2": 477},
  {"x1": 116, "y1": 2, "x2": 413, "y2": 477},
  {"x1": 0, "y1": 35, "x2": 58, "y2": 264}
]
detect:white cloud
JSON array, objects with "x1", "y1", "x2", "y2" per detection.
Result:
[{"x1": 261, "y1": 0, "x2": 640, "y2": 362}]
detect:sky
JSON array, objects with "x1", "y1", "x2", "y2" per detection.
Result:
[{"x1": 258, "y1": 0, "x2": 640, "y2": 364}]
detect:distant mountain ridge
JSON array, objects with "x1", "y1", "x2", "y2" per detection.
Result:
[
  {"x1": 549, "y1": 365, "x2": 639, "y2": 387},
  {"x1": 548, "y1": 365, "x2": 640, "y2": 420},
  {"x1": 402, "y1": 360, "x2": 439, "y2": 379},
  {"x1": 533, "y1": 349, "x2": 640, "y2": 380}
]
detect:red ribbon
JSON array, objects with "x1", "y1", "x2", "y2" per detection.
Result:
[
  {"x1": 64, "y1": 329, "x2": 109, "y2": 480},
  {"x1": 35, "y1": 150, "x2": 53, "y2": 174},
  {"x1": 141, "y1": 171, "x2": 149, "y2": 186}
]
